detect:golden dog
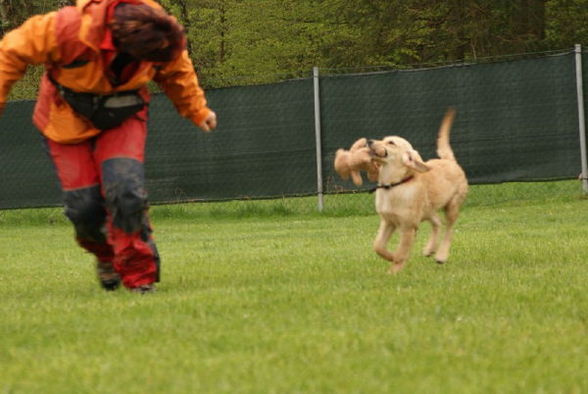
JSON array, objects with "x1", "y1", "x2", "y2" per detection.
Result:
[{"x1": 368, "y1": 108, "x2": 468, "y2": 273}]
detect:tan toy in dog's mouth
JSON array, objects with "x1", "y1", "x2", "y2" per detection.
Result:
[{"x1": 334, "y1": 138, "x2": 379, "y2": 186}]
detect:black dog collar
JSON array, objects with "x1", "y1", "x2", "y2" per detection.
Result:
[{"x1": 369, "y1": 176, "x2": 414, "y2": 193}]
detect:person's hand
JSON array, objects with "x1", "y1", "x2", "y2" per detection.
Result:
[{"x1": 198, "y1": 111, "x2": 217, "y2": 132}]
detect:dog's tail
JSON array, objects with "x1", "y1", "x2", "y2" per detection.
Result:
[{"x1": 436, "y1": 107, "x2": 456, "y2": 161}]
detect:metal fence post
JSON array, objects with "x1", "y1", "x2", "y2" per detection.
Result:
[
  {"x1": 313, "y1": 66, "x2": 324, "y2": 211},
  {"x1": 575, "y1": 44, "x2": 588, "y2": 193}
]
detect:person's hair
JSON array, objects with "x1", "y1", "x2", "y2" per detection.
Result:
[{"x1": 110, "y1": 4, "x2": 186, "y2": 62}]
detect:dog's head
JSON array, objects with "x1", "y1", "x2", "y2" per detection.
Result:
[{"x1": 368, "y1": 136, "x2": 430, "y2": 181}]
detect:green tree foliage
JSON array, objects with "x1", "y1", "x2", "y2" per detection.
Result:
[
  {"x1": 159, "y1": 0, "x2": 324, "y2": 86},
  {"x1": 544, "y1": 0, "x2": 588, "y2": 48},
  {"x1": 0, "y1": 0, "x2": 38, "y2": 35},
  {"x1": 316, "y1": 0, "x2": 552, "y2": 66},
  {"x1": 159, "y1": 0, "x2": 588, "y2": 86},
  {"x1": 1, "y1": 0, "x2": 586, "y2": 90}
]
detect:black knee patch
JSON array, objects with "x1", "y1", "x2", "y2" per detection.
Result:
[
  {"x1": 102, "y1": 158, "x2": 148, "y2": 233},
  {"x1": 64, "y1": 185, "x2": 107, "y2": 242}
]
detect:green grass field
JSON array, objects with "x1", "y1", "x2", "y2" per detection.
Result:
[{"x1": 1, "y1": 181, "x2": 587, "y2": 393}]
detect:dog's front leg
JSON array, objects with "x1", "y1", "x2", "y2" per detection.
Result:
[
  {"x1": 373, "y1": 218, "x2": 396, "y2": 263},
  {"x1": 389, "y1": 226, "x2": 417, "y2": 274}
]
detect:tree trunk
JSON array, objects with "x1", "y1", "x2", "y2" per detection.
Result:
[
  {"x1": 517, "y1": 0, "x2": 545, "y2": 40},
  {"x1": 531, "y1": 0, "x2": 545, "y2": 40},
  {"x1": 219, "y1": 4, "x2": 226, "y2": 63},
  {"x1": 177, "y1": 0, "x2": 194, "y2": 54},
  {"x1": 452, "y1": 0, "x2": 468, "y2": 60},
  {"x1": 0, "y1": 0, "x2": 8, "y2": 37}
]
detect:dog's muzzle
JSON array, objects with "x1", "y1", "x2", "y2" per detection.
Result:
[{"x1": 368, "y1": 140, "x2": 387, "y2": 159}]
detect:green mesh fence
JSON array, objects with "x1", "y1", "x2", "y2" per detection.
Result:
[
  {"x1": 0, "y1": 50, "x2": 586, "y2": 210},
  {"x1": 145, "y1": 79, "x2": 316, "y2": 203},
  {"x1": 0, "y1": 100, "x2": 61, "y2": 208},
  {"x1": 323, "y1": 52, "x2": 583, "y2": 193}
]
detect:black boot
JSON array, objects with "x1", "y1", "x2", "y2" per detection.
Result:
[
  {"x1": 96, "y1": 260, "x2": 121, "y2": 291},
  {"x1": 129, "y1": 284, "x2": 156, "y2": 294}
]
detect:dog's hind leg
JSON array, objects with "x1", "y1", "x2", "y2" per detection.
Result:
[
  {"x1": 435, "y1": 199, "x2": 461, "y2": 264},
  {"x1": 373, "y1": 218, "x2": 396, "y2": 263},
  {"x1": 423, "y1": 213, "x2": 442, "y2": 257}
]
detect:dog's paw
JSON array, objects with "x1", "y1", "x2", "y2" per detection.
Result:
[
  {"x1": 434, "y1": 256, "x2": 448, "y2": 264},
  {"x1": 423, "y1": 249, "x2": 433, "y2": 258},
  {"x1": 434, "y1": 250, "x2": 449, "y2": 264},
  {"x1": 387, "y1": 262, "x2": 405, "y2": 274}
]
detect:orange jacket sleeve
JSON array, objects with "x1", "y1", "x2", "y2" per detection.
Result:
[
  {"x1": 0, "y1": 12, "x2": 59, "y2": 106},
  {"x1": 153, "y1": 50, "x2": 212, "y2": 126}
]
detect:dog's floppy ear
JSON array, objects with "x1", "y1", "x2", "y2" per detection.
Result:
[{"x1": 402, "y1": 150, "x2": 430, "y2": 173}]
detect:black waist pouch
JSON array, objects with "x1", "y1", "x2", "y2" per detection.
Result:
[{"x1": 53, "y1": 80, "x2": 146, "y2": 130}]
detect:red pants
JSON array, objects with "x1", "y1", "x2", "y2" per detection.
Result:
[{"x1": 45, "y1": 110, "x2": 159, "y2": 289}]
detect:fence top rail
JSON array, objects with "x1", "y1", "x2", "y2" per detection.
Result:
[{"x1": 318, "y1": 48, "x2": 576, "y2": 77}]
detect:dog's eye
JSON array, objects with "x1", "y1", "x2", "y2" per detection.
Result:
[{"x1": 387, "y1": 141, "x2": 396, "y2": 145}]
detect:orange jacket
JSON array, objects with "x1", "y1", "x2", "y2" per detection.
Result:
[{"x1": 0, "y1": 0, "x2": 212, "y2": 143}]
